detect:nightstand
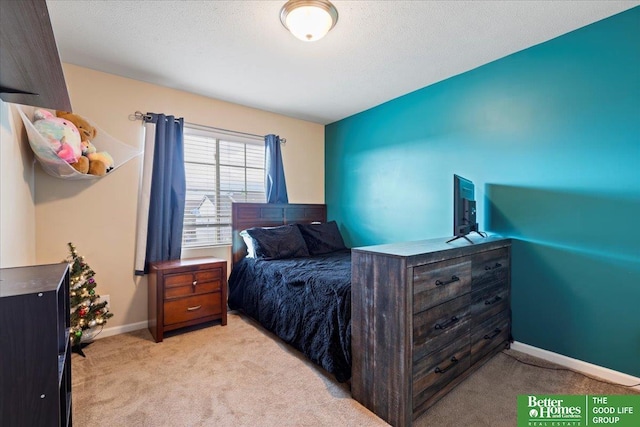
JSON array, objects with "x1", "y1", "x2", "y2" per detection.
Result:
[{"x1": 148, "y1": 257, "x2": 227, "y2": 343}]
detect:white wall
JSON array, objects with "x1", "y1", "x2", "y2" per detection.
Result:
[
  {"x1": 0, "y1": 100, "x2": 36, "y2": 268},
  {"x1": 32, "y1": 63, "x2": 325, "y2": 331}
]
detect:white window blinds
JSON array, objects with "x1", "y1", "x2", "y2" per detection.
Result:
[{"x1": 182, "y1": 126, "x2": 265, "y2": 248}]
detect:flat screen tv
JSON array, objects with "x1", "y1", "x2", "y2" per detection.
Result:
[{"x1": 446, "y1": 174, "x2": 485, "y2": 244}]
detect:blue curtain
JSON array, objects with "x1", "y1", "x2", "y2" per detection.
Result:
[
  {"x1": 265, "y1": 134, "x2": 288, "y2": 203},
  {"x1": 135, "y1": 113, "x2": 186, "y2": 274}
]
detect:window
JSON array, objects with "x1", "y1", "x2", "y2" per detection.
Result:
[{"x1": 182, "y1": 125, "x2": 265, "y2": 248}]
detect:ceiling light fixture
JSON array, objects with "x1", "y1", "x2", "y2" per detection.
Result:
[{"x1": 280, "y1": 0, "x2": 338, "y2": 42}]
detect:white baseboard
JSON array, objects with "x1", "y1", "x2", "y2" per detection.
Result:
[
  {"x1": 511, "y1": 341, "x2": 640, "y2": 392},
  {"x1": 92, "y1": 320, "x2": 148, "y2": 340}
]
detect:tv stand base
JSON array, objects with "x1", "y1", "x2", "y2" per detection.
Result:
[{"x1": 446, "y1": 230, "x2": 487, "y2": 244}]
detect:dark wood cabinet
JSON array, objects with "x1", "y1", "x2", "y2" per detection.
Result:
[
  {"x1": 351, "y1": 235, "x2": 511, "y2": 427},
  {"x1": 148, "y1": 258, "x2": 227, "y2": 342},
  {"x1": 0, "y1": 0, "x2": 72, "y2": 111},
  {"x1": 0, "y1": 263, "x2": 72, "y2": 427}
]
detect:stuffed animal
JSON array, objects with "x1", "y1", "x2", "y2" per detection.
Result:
[
  {"x1": 81, "y1": 140, "x2": 97, "y2": 155},
  {"x1": 88, "y1": 152, "x2": 114, "y2": 175},
  {"x1": 56, "y1": 110, "x2": 97, "y2": 142},
  {"x1": 55, "y1": 110, "x2": 114, "y2": 176},
  {"x1": 86, "y1": 156, "x2": 107, "y2": 176},
  {"x1": 73, "y1": 140, "x2": 97, "y2": 173},
  {"x1": 57, "y1": 143, "x2": 78, "y2": 163},
  {"x1": 33, "y1": 109, "x2": 82, "y2": 163},
  {"x1": 70, "y1": 156, "x2": 90, "y2": 174}
]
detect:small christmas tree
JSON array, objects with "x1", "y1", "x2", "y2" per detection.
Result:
[{"x1": 65, "y1": 242, "x2": 113, "y2": 356}]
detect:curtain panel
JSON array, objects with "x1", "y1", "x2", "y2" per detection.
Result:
[
  {"x1": 134, "y1": 113, "x2": 186, "y2": 275},
  {"x1": 265, "y1": 134, "x2": 288, "y2": 204}
]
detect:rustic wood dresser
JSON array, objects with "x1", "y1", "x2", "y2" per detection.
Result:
[{"x1": 351, "y1": 235, "x2": 511, "y2": 426}]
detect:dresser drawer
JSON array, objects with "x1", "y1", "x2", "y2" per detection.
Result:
[
  {"x1": 413, "y1": 334, "x2": 470, "y2": 411},
  {"x1": 471, "y1": 311, "x2": 510, "y2": 364},
  {"x1": 471, "y1": 248, "x2": 509, "y2": 290},
  {"x1": 414, "y1": 258, "x2": 471, "y2": 313},
  {"x1": 164, "y1": 292, "x2": 222, "y2": 326},
  {"x1": 414, "y1": 294, "x2": 470, "y2": 362},
  {"x1": 470, "y1": 281, "x2": 509, "y2": 325},
  {"x1": 164, "y1": 268, "x2": 223, "y2": 299}
]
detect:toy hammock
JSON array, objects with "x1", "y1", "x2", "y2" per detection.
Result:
[{"x1": 16, "y1": 105, "x2": 141, "y2": 180}]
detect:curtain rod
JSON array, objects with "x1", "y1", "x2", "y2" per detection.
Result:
[{"x1": 131, "y1": 111, "x2": 286, "y2": 144}]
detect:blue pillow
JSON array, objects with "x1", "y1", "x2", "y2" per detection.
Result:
[
  {"x1": 296, "y1": 221, "x2": 347, "y2": 255},
  {"x1": 241, "y1": 225, "x2": 309, "y2": 260}
]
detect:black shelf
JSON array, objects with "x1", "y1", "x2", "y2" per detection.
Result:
[{"x1": 0, "y1": 263, "x2": 72, "y2": 427}]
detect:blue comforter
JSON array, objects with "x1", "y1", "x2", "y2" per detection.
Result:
[{"x1": 228, "y1": 250, "x2": 352, "y2": 382}]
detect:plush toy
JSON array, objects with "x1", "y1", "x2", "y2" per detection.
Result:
[
  {"x1": 55, "y1": 110, "x2": 114, "y2": 176},
  {"x1": 70, "y1": 156, "x2": 90, "y2": 174},
  {"x1": 57, "y1": 143, "x2": 78, "y2": 163},
  {"x1": 88, "y1": 152, "x2": 114, "y2": 175},
  {"x1": 74, "y1": 140, "x2": 98, "y2": 174},
  {"x1": 33, "y1": 109, "x2": 82, "y2": 163},
  {"x1": 87, "y1": 156, "x2": 107, "y2": 176},
  {"x1": 56, "y1": 110, "x2": 97, "y2": 142},
  {"x1": 81, "y1": 140, "x2": 97, "y2": 155}
]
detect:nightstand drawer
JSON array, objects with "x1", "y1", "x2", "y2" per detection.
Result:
[
  {"x1": 414, "y1": 258, "x2": 471, "y2": 313},
  {"x1": 195, "y1": 269, "x2": 222, "y2": 289},
  {"x1": 164, "y1": 268, "x2": 223, "y2": 299},
  {"x1": 164, "y1": 292, "x2": 222, "y2": 326},
  {"x1": 164, "y1": 272, "x2": 195, "y2": 298}
]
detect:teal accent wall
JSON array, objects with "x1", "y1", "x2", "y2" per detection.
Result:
[{"x1": 325, "y1": 8, "x2": 640, "y2": 376}]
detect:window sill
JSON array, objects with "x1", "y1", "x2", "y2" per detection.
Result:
[{"x1": 181, "y1": 245, "x2": 231, "y2": 262}]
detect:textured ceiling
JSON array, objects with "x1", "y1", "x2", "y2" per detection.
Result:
[{"x1": 47, "y1": 1, "x2": 638, "y2": 124}]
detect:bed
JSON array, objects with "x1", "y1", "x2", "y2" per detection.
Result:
[{"x1": 227, "y1": 203, "x2": 352, "y2": 382}]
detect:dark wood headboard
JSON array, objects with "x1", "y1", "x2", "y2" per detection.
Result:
[{"x1": 231, "y1": 202, "x2": 327, "y2": 268}]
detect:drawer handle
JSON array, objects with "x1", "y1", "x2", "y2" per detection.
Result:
[
  {"x1": 192, "y1": 280, "x2": 197, "y2": 287},
  {"x1": 434, "y1": 316, "x2": 459, "y2": 330},
  {"x1": 435, "y1": 275, "x2": 460, "y2": 287},
  {"x1": 484, "y1": 295, "x2": 502, "y2": 305},
  {"x1": 435, "y1": 356, "x2": 459, "y2": 374},
  {"x1": 484, "y1": 328, "x2": 502, "y2": 340},
  {"x1": 187, "y1": 305, "x2": 202, "y2": 311},
  {"x1": 484, "y1": 262, "x2": 502, "y2": 271}
]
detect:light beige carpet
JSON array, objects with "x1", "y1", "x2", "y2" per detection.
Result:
[{"x1": 72, "y1": 312, "x2": 637, "y2": 426}]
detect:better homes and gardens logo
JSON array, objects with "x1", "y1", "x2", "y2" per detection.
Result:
[
  {"x1": 517, "y1": 395, "x2": 640, "y2": 427},
  {"x1": 520, "y1": 395, "x2": 583, "y2": 426}
]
